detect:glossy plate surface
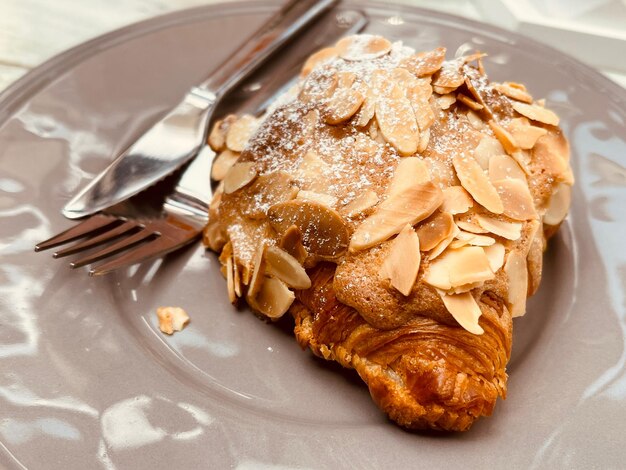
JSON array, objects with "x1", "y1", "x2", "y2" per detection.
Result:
[{"x1": 1, "y1": 1, "x2": 625, "y2": 468}]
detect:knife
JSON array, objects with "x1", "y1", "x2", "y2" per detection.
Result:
[{"x1": 62, "y1": 0, "x2": 339, "y2": 219}]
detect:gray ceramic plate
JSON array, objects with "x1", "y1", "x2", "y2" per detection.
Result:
[{"x1": 1, "y1": 1, "x2": 625, "y2": 469}]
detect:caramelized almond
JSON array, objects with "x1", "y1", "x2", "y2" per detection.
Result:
[
  {"x1": 437, "y1": 290, "x2": 484, "y2": 335},
  {"x1": 512, "y1": 101, "x2": 560, "y2": 126},
  {"x1": 544, "y1": 182, "x2": 571, "y2": 226},
  {"x1": 279, "y1": 225, "x2": 308, "y2": 264},
  {"x1": 494, "y1": 178, "x2": 537, "y2": 220},
  {"x1": 223, "y1": 162, "x2": 257, "y2": 194},
  {"x1": 268, "y1": 200, "x2": 349, "y2": 260},
  {"x1": 441, "y1": 186, "x2": 474, "y2": 214},
  {"x1": 247, "y1": 243, "x2": 266, "y2": 300},
  {"x1": 341, "y1": 190, "x2": 379, "y2": 217},
  {"x1": 350, "y1": 180, "x2": 443, "y2": 252},
  {"x1": 452, "y1": 154, "x2": 504, "y2": 214},
  {"x1": 211, "y1": 149, "x2": 240, "y2": 181},
  {"x1": 416, "y1": 211, "x2": 455, "y2": 251},
  {"x1": 399, "y1": 47, "x2": 446, "y2": 77},
  {"x1": 253, "y1": 277, "x2": 295, "y2": 320},
  {"x1": 504, "y1": 251, "x2": 528, "y2": 317},
  {"x1": 264, "y1": 246, "x2": 311, "y2": 290},
  {"x1": 380, "y1": 224, "x2": 421, "y2": 296},
  {"x1": 475, "y1": 214, "x2": 522, "y2": 240},
  {"x1": 336, "y1": 34, "x2": 392, "y2": 61},
  {"x1": 226, "y1": 115, "x2": 258, "y2": 152}
]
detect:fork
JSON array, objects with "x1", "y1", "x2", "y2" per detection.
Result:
[{"x1": 35, "y1": 145, "x2": 213, "y2": 276}]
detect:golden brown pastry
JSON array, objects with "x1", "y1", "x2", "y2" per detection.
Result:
[{"x1": 203, "y1": 34, "x2": 574, "y2": 431}]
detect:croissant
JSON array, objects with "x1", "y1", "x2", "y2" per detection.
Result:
[{"x1": 203, "y1": 34, "x2": 573, "y2": 431}]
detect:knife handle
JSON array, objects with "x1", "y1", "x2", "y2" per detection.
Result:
[{"x1": 199, "y1": 0, "x2": 338, "y2": 96}]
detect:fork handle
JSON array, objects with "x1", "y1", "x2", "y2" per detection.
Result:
[{"x1": 199, "y1": 0, "x2": 338, "y2": 96}]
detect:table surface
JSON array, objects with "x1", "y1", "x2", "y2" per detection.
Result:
[{"x1": 1, "y1": 0, "x2": 625, "y2": 95}]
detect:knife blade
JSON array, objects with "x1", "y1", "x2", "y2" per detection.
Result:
[{"x1": 62, "y1": 0, "x2": 340, "y2": 220}]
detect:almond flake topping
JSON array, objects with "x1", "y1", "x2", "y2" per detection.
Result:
[
  {"x1": 512, "y1": 101, "x2": 560, "y2": 126},
  {"x1": 264, "y1": 246, "x2": 311, "y2": 290},
  {"x1": 488, "y1": 154, "x2": 527, "y2": 182},
  {"x1": 416, "y1": 211, "x2": 455, "y2": 251},
  {"x1": 432, "y1": 60, "x2": 465, "y2": 89},
  {"x1": 279, "y1": 226, "x2": 308, "y2": 264},
  {"x1": 543, "y1": 182, "x2": 571, "y2": 226},
  {"x1": 300, "y1": 47, "x2": 337, "y2": 77},
  {"x1": 424, "y1": 245, "x2": 495, "y2": 291},
  {"x1": 456, "y1": 93, "x2": 484, "y2": 111},
  {"x1": 455, "y1": 231, "x2": 496, "y2": 246},
  {"x1": 324, "y1": 85, "x2": 365, "y2": 124},
  {"x1": 373, "y1": 72, "x2": 419, "y2": 156},
  {"x1": 492, "y1": 82, "x2": 533, "y2": 103},
  {"x1": 350, "y1": 179, "x2": 442, "y2": 252},
  {"x1": 441, "y1": 186, "x2": 473, "y2": 214},
  {"x1": 437, "y1": 93, "x2": 456, "y2": 110},
  {"x1": 493, "y1": 178, "x2": 537, "y2": 220},
  {"x1": 223, "y1": 162, "x2": 257, "y2": 194},
  {"x1": 211, "y1": 149, "x2": 240, "y2": 181},
  {"x1": 483, "y1": 243, "x2": 506, "y2": 273},
  {"x1": 226, "y1": 115, "x2": 258, "y2": 152},
  {"x1": 488, "y1": 120, "x2": 518, "y2": 155},
  {"x1": 253, "y1": 276, "x2": 295, "y2": 320},
  {"x1": 380, "y1": 224, "x2": 421, "y2": 296},
  {"x1": 452, "y1": 154, "x2": 504, "y2": 214},
  {"x1": 428, "y1": 224, "x2": 460, "y2": 260},
  {"x1": 296, "y1": 190, "x2": 338, "y2": 208},
  {"x1": 341, "y1": 190, "x2": 379, "y2": 217},
  {"x1": 335, "y1": 34, "x2": 392, "y2": 61},
  {"x1": 474, "y1": 136, "x2": 505, "y2": 169},
  {"x1": 247, "y1": 243, "x2": 266, "y2": 301},
  {"x1": 268, "y1": 200, "x2": 349, "y2": 260},
  {"x1": 157, "y1": 307, "x2": 190, "y2": 335},
  {"x1": 208, "y1": 115, "x2": 236, "y2": 152},
  {"x1": 387, "y1": 157, "x2": 431, "y2": 197},
  {"x1": 506, "y1": 117, "x2": 547, "y2": 149},
  {"x1": 437, "y1": 291, "x2": 484, "y2": 335},
  {"x1": 455, "y1": 220, "x2": 487, "y2": 234},
  {"x1": 505, "y1": 251, "x2": 528, "y2": 317},
  {"x1": 399, "y1": 47, "x2": 446, "y2": 77},
  {"x1": 475, "y1": 214, "x2": 522, "y2": 240}
]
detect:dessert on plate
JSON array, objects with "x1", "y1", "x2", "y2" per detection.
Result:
[{"x1": 203, "y1": 34, "x2": 574, "y2": 431}]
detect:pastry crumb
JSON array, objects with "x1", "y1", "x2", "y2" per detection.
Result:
[{"x1": 157, "y1": 307, "x2": 190, "y2": 335}]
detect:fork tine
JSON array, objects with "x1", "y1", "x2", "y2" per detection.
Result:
[
  {"x1": 89, "y1": 230, "x2": 200, "y2": 276},
  {"x1": 53, "y1": 220, "x2": 141, "y2": 258},
  {"x1": 35, "y1": 214, "x2": 120, "y2": 252},
  {"x1": 70, "y1": 229, "x2": 156, "y2": 268}
]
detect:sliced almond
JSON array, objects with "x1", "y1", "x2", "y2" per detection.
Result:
[
  {"x1": 335, "y1": 34, "x2": 392, "y2": 61},
  {"x1": 296, "y1": 190, "x2": 338, "y2": 208},
  {"x1": 350, "y1": 180, "x2": 442, "y2": 252},
  {"x1": 355, "y1": 85, "x2": 377, "y2": 128},
  {"x1": 475, "y1": 214, "x2": 522, "y2": 240},
  {"x1": 268, "y1": 200, "x2": 349, "y2": 260},
  {"x1": 466, "y1": 110, "x2": 485, "y2": 131},
  {"x1": 448, "y1": 238, "x2": 470, "y2": 250},
  {"x1": 233, "y1": 261, "x2": 242, "y2": 297},
  {"x1": 488, "y1": 154, "x2": 527, "y2": 182},
  {"x1": 416, "y1": 211, "x2": 455, "y2": 251},
  {"x1": 428, "y1": 224, "x2": 460, "y2": 260},
  {"x1": 211, "y1": 149, "x2": 240, "y2": 181},
  {"x1": 544, "y1": 182, "x2": 571, "y2": 226},
  {"x1": 208, "y1": 115, "x2": 236, "y2": 152},
  {"x1": 297, "y1": 150, "x2": 330, "y2": 192},
  {"x1": 437, "y1": 93, "x2": 456, "y2": 110},
  {"x1": 341, "y1": 190, "x2": 379, "y2": 217},
  {"x1": 455, "y1": 220, "x2": 487, "y2": 234},
  {"x1": 223, "y1": 162, "x2": 257, "y2": 194},
  {"x1": 533, "y1": 132, "x2": 573, "y2": 184},
  {"x1": 488, "y1": 120, "x2": 518, "y2": 155},
  {"x1": 247, "y1": 243, "x2": 266, "y2": 301},
  {"x1": 226, "y1": 254, "x2": 236, "y2": 304},
  {"x1": 492, "y1": 82, "x2": 533, "y2": 103},
  {"x1": 388, "y1": 157, "x2": 431, "y2": 197},
  {"x1": 433, "y1": 85, "x2": 457, "y2": 95},
  {"x1": 432, "y1": 60, "x2": 464, "y2": 89},
  {"x1": 464, "y1": 74, "x2": 494, "y2": 119},
  {"x1": 474, "y1": 136, "x2": 505, "y2": 169},
  {"x1": 301, "y1": 47, "x2": 337, "y2": 77},
  {"x1": 324, "y1": 86, "x2": 365, "y2": 124},
  {"x1": 456, "y1": 231, "x2": 495, "y2": 246},
  {"x1": 279, "y1": 225, "x2": 308, "y2": 265},
  {"x1": 157, "y1": 307, "x2": 190, "y2": 335},
  {"x1": 417, "y1": 128, "x2": 430, "y2": 153},
  {"x1": 483, "y1": 243, "x2": 506, "y2": 273},
  {"x1": 511, "y1": 101, "x2": 559, "y2": 126},
  {"x1": 264, "y1": 246, "x2": 311, "y2": 290},
  {"x1": 437, "y1": 291, "x2": 484, "y2": 335},
  {"x1": 456, "y1": 93, "x2": 483, "y2": 111},
  {"x1": 226, "y1": 115, "x2": 258, "y2": 152},
  {"x1": 494, "y1": 178, "x2": 537, "y2": 220},
  {"x1": 452, "y1": 154, "x2": 504, "y2": 214},
  {"x1": 506, "y1": 117, "x2": 547, "y2": 149},
  {"x1": 380, "y1": 224, "x2": 421, "y2": 296},
  {"x1": 425, "y1": 246, "x2": 493, "y2": 289},
  {"x1": 399, "y1": 47, "x2": 446, "y2": 77},
  {"x1": 441, "y1": 186, "x2": 473, "y2": 214},
  {"x1": 253, "y1": 277, "x2": 295, "y2": 320},
  {"x1": 504, "y1": 251, "x2": 528, "y2": 317},
  {"x1": 299, "y1": 72, "x2": 338, "y2": 104},
  {"x1": 374, "y1": 74, "x2": 419, "y2": 156}
]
